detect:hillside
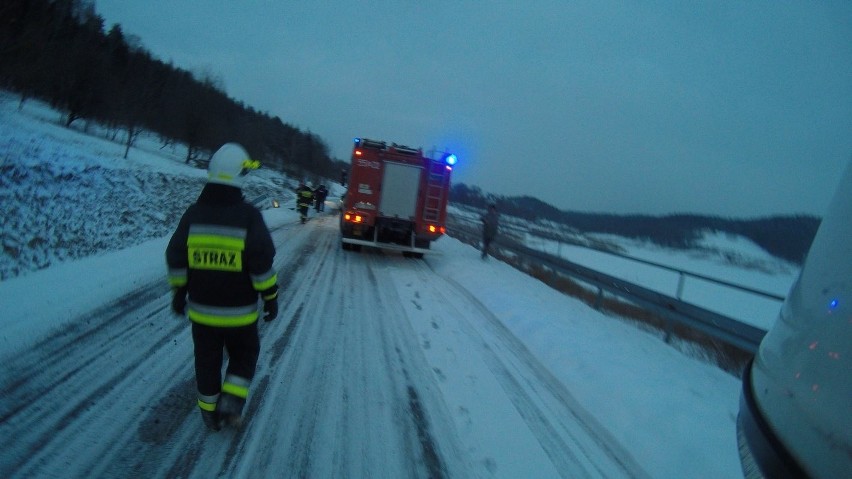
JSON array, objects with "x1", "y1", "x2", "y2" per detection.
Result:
[{"x1": 450, "y1": 184, "x2": 819, "y2": 264}]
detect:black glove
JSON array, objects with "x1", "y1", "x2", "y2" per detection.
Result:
[
  {"x1": 263, "y1": 299, "x2": 278, "y2": 322},
  {"x1": 171, "y1": 287, "x2": 187, "y2": 315}
]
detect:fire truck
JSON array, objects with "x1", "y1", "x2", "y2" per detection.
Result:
[{"x1": 339, "y1": 137, "x2": 456, "y2": 257}]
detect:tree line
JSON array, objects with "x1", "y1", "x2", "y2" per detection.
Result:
[
  {"x1": 0, "y1": 0, "x2": 346, "y2": 179},
  {"x1": 450, "y1": 183, "x2": 820, "y2": 264}
]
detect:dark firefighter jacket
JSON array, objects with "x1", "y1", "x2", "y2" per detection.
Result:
[
  {"x1": 315, "y1": 186, "x2": 328, "y2": 202},
  {"x1": 481, "y1": 209, "x2": 499, "y2": 240},
  {"x1": 296, "y1": 186, "x2": 314, "y2": 207},
  {"x1": 166, "y1": 183, "x2": 278, "y2": 327}
]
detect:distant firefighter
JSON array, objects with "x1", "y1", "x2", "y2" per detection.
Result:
[
  {"x1": 480, "y1": 203, "x2": 499, "y2": 260},
  {"x1": 314, "y1": 184, "x2": 328, "y2": 212},
  {"x1": 296, "y1": 181, "x2": 314, "y2": 224}
]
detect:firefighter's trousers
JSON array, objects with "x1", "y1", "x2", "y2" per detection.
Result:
[
  {"x1": 191, "y1": 322, "x2": 260, "y2": 398},
  {"x1": 482, "y1": 235, "x2": 495, "y2": 259}
]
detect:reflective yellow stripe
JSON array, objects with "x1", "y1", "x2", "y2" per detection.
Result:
[
  {"x1": 262, "y1": 291, "x2": 278, "y2": 301},
  {"x1": 197, "y1": 399, "x2": 216, "y2": 412},
  {"x1": 168, "y1": 267, "x2": 187, "y2": 287},
  {"x1": 187, "y1": 234, "x2": 245, "y2": 250},
  {"x1": 212, "y1": 172, "x2": 234, "y2": 181},
  {"x1": 222, "y1": 382, "x2": 249, "y2": 399},
  {"x1": 188, "y1": 309, "x2": 258, "y2": 327},
  {"x1": 252, "y1": 273, "x2": 277, "y2": 291}
]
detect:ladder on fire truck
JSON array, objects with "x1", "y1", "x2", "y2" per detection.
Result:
[{"x1": 422, "y1": 159, "x2": 447, "y2": 222}]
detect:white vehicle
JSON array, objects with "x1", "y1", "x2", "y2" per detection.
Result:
[{"x1": 737, "y1": 160, "x2": 851, "y2": 478}]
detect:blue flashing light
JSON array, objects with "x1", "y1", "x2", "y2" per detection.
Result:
[
  {"x1": 829, "y1": 299, "x2": 839, "y2": 310},
  {"x1": 444, "y1": 154, "x2": 458, "y2": 166},
  {"x1": 354, "y1": 137, "x2": 361, "y2": 144}
]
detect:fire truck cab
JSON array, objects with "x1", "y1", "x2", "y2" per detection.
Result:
[{"x1": 340, "y1": 137, "x2": 455, "y2": 258}]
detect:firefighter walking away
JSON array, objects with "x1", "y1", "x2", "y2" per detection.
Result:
[
  {"x1": 295, "y1": 181, "x2": 314, "y2": 223},
  {"x1": 481, "y1": 203, "x2": 499, "y2": 260},
  {"x1": 314, "y1": 184, "x2": 328, "y2": 213},
  {"x1": 166, "y1": 142, "x2": 279, "y2": 431}
]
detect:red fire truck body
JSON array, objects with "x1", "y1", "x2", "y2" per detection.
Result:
[{"x1": 339, "y1": 138, "x2": 454, "y2": 256}]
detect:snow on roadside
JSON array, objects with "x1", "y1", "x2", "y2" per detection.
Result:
[{"x1": 0, "y1": 95, "x2": 289, "y2": 281}]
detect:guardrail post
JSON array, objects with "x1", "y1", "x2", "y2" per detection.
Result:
[
  {"x1": 664, "y1": 317, "x2": 673, "y2": 344},
  {"x1": 676, "y1": 272, "x2": 686, "y2": 301},
  {"x1": 594, "y1": 287, "x2": 603, "y2": 310}
]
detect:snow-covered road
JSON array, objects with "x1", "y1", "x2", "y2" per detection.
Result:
[{"x1": 0, "y1": 214, "x2": 649, "y2": 478}]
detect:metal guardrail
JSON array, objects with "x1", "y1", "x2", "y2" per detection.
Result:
[
  {"x1": 573, "y1": 245, "x2": 786, "y2": 302},
  {"x1": 447, "y1": 217, "x2": 770, "y2": 353}
]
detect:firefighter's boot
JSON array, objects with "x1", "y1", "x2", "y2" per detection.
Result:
[
  {"x1": 200, "y1": 408, "x2": 221, "y2": 431},
  {"x1": 217, "y1": 393, "x2": 245, "y2": 429}
]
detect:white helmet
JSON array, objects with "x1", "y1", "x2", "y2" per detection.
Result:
[{"x1": 207, "y1": 143, "x2": 254, "y2": 188}]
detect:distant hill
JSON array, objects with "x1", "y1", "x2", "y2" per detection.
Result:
[{"x1": 450, "y1": 183, "x2": 820, "y2": 264}]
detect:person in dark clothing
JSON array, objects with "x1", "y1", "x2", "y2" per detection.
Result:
[
  {"x1": 166, "y1": 143, "x2": 278, "y2": 431},
  {"x1": 481, "y1": 203, "x2": 499, "y2": 260},
  {"x1": 314, "y1": 184, "x2": 328, "y2": 213},
  {"x1": 295, "y1": 181, "x2": 314, "y2": 223}
]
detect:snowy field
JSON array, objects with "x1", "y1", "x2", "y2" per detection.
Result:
[
  {"x1": 520, "y1": 232, "x2": 797, "y2": 330},
  {"x1": 0, "y1": 94, "x2": 805, "y2": 478},
  {"x1": 448, "y1": 204, "x2": 798, "y2": 331}
]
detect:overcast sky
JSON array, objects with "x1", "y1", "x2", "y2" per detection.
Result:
[{"x1": 94, "y1": 1, "x2": 851, "y2": 217}]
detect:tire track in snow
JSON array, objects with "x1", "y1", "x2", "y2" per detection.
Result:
[
  {"x1": 194, "y1": 223, "x2": 341, "y2": 478},
  {"x1": 0, "y1": 281, "x2": 169, "y2": 412},
  {"x1": 268, "y1": 232, "x2": 333, "y2": 476},
  {"x1": 1, "y1": 212, "x2": 649, "y2": 478},
  {"x1": 366, "y1": 253, "x2": 473, "y2": 479},
  {"x1": 227, "y1": 220, "x2": 463, "y2": 478},
  {"x1": 416, "y1": 259, "x2": 651, "y2": 478},
  {"x1": 0, "y1": 281, "x2": 186, "y2": 477},
  {"x1": 0, "y1": 220, "x2": 314, "y2": 478}
]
